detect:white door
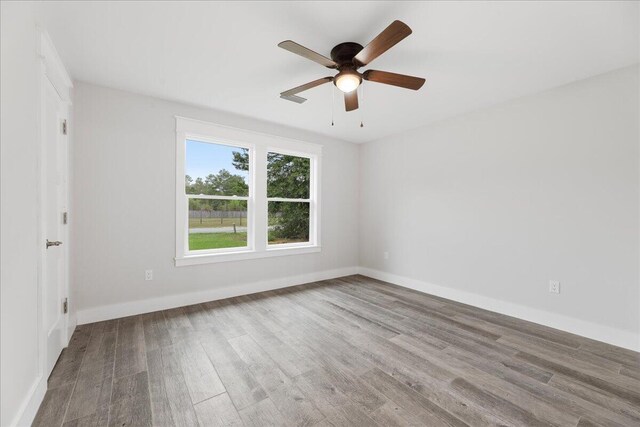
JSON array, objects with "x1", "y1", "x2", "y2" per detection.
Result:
[{"x1": 43, "y1": 77, "x2": 69, "y2": 376}]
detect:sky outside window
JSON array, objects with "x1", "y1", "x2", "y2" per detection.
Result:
[{"x1": 186, "y1": 139, "x2": 248, "y2": 185}]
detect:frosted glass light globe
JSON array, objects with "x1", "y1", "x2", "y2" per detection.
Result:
[{"x1": 335, "y1": 71, "x2": 361, "y2": 93}]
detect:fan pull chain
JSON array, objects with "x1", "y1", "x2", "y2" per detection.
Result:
[
  {"x1": 360, "y1": 83, "x2": 364, "y2": 128},
  {"x1": 331, "y1": 85, "x2": 335, "y2": 126}
]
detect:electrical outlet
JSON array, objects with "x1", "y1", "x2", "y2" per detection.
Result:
[
  {"x1": 383, "y1": 251, "x2": 389, "y2": 260},
  {"x1": 549, "y1": 280, "x2": 560, "y2": 294},
  {"x1": 145, "y1": 269, "x2": 153, "y2": 281}
]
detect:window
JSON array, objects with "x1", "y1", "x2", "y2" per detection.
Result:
[
  {"x1": 186, "y1": 140, "x2": 250, "y2": 252},
  {"x1": 175, "y1": 117, "x2": 321, "y2": 266},
  {"x1": 267, "y1": 152, "x2": 311, "y2": 246}
]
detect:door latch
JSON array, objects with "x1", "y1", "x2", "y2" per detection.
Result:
[{"x1": 46, "y1": 239, "x2": 63, "y2": 249}]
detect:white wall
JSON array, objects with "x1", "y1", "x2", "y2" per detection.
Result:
[
  {"x1": 1, "y1": 2, "x2": 44, "y2": 426},
  {"x1": 360, "y1": 65, "x2": 640, "y2": 350},
  {"x1": 72, "y1": 82, "x2": 359, "y2": 321}
]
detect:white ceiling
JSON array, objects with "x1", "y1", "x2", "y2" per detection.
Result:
[{"x1": 40, "y1": 1, "x2": 639, "y2": 143}]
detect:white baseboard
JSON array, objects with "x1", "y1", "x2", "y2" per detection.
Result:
[
  {"x1": 66, "y1": 311, "x2": 77, "y2": 345},
  {"x1": 358, "y1": 267, "x2": 640, "y2": 352},
  {"x1": 77, "y1": 266, "x2": 358, "y2": 325},
  {"x1": 11, "y1": 374, "x2": 47, "y2": 427}
]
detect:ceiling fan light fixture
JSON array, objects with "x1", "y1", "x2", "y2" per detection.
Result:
[
  {"x1": 334, "y1": 70, "x2": 361, "y2": 93},
  {"x1": 279, "y1": 20, "x2": 424, "y2": 115}
]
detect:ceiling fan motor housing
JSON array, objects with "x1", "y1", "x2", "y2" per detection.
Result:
[
  {"x1": 330, "y1": 42, "x2": 364, "y2": 68},
  {"x1": 330, "y1": 42, "x2": 364, "y2": 92}
]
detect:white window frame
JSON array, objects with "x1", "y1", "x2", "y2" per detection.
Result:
[
  {"x1": 266, "y1": 147, "x2": 318, "y2": 250},
  {"x1": 175, "y1": 116, "x2": 321, "y2": 266}
]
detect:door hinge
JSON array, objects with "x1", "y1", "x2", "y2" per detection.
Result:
[
  {"x1": 63, "y1": 298, "x2": 68, "y2": 314},
  {"x1": 63, "y1": 212, "x2": 68, "y2": 225},
  {"x1": 62, "y1": 119, "x2": 68, "y2": 135}
]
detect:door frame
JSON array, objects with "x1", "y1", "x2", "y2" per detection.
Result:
[{"x1": 36, "y1": 29, "x2": 73, "y2": 381}]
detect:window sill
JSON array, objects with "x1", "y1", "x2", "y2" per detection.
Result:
[{"x1": 175, "y1": 245, "x2": 321, "y2": 266}]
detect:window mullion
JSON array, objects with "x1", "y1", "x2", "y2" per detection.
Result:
[
  {"x1": 186, "y1": 194, "x2": 250, "y2": 201},
  {"x1": 266, "y1": 197, "x2": 311, "y2": 203},
  {"x1": 253, "y1": 145, "x2": 268, "y2": 251}
]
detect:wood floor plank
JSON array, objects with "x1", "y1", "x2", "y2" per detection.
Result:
[
  {"x1": 313, "y1": 294, "x2": 400, "y2": 339},
  {"x1": 245, "y1": 302, "x2": 384, "y2": 401},
  {"x1": 578, "y1": 340, "x2": 640, "y2": 369},
  {"x1": 344, "y1": 276, "x2": 447, "y2": 310},
  {"x1": 113, "y1": 316, "x2": 146, "y2": 379},
  {"x1": 229, "y1": 334, "x2": 324, "y2": 426},
  {"x1": 391, "y1": 300, "x2": 502, "y2": 341},
  {"x1": 421, "y1": 340, "x2": 581, "y2": 426},
  {"x1": 146, "y1": 349, "x2": 176, "y2": 427},
  {"x1": 239, "y1": 398, "x2": 288, "y2": 427},
  {"x1": 65, "y1": 323, "x2": 117, "y2": 422},
  {"x1": 278, "y1": 308, "x2": 376, "y2": 376},
  {"x1": 499, "y1": 333, "x2": 624, "y2": 378},
  {"x1": 361, "y1": 368, "x2": 468, "y2": 427},
  {"x1": 370, "y1": 400, "x2": 422, "y2": 426},
  {"x1": 449, "y1": 377, "x2": 547, "y2": 426},
  {"x1": 266, "y1": 382, "x2": 325, "y2": 426},
  {"x1": 175, "y1": 340, "x2": 226, "y2": 404},
  {"x1": 576, "y1": 418, "x2": 601, "y2": 427},
  {"x1": 33, "y1": 383, "x2": 75, "y2": 427},
  {"x1": 63, "y1": 412, "x2": 109, "y2": 427},
  {"x1": 48, "y1": 324, "x2": 94, "y2": 389},
  {"x1": 142, "y1": 311, "x2": 172, "y2": 351},
  {"x1": 182, "y1": 303, "x2": 216, "y2": 330},
  {"x1": 292, "y1": 368, "x2": 352, "y2": 417},
  {"x1": 438, "y1": 342, "x2": 628, "y2": 426},
  {"x1": 158, "y1": 345, "x2": 202, "y2": 426},
  {"x1": 194, "y1": 392, "x2": 243, "y2": 426},
  {"x1": 107, "y1": 371, "x2": 152, "y2": 427},
  {"x1": 228, "y1": 334, "x2": 291, "y2": 392},
  {"x1": 36, "y1": 276, "x2": 640, "y2": 427},
  {"x1": 314, "y1": 402, "x2": 381, "y2": 426},
  {"x1": 200, "y1": 329, "x2": 268, "y2": 410},
  {"x1": 316, "y1": 365, "x2": 387, "y2": 413},
  {"x1": 163, "y1": 306, "x2": 193, "y2": 330},
  {"x1": 163, "y1": 306, "x2": 195, "y2": 343},
  {"x1": 236, "y1": 296, "x2": 319, "y2": 378},
  {"x1": 516, "y1": 351, "x2": 640, "y2": 407},
  {"x1": 376, "y1": 338, "x2": 510, "y2": 426},
  {"x1": 442, "y1": 300, "x2": 585, "y2": 349},
  {"x1": 202, "y1": 298, "x2": 247, "y2": 339},
  {"x1": 619, "y1": 366, "x2": 640, "y2": 381},
  {"x1": 548, "y1": 374, "x2": 640, "y2": 423}
]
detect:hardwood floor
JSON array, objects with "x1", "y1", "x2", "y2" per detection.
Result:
[{"x1": 34, "y1": 275, "x2": 640, "y2": 426}]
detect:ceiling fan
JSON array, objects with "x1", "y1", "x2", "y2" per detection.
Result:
[{"x1": 278, "y1": 20, "x2": 425, "y2": 112}]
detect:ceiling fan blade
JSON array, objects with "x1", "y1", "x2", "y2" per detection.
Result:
[
  {"x1": 278, "y1": 40, "x2": 338, "y2": 68},
  {"x1": 280, "y1": 94, "x2": 307, "y2": 104},
  {"x1": 353, "y1": 20, "x2": 412, "y2": 66},
  {"x1": 344, "y1": 90, "x2": 359, "y2": 112},
  {"x1": 280, "y1": 77, "x2": 333, "y2": 98},
  {"x1": 363, "y1": 70, "x2": 425, "y2": 90}
]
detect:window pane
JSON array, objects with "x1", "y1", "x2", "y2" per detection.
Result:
[
  {"x1": 268, "y1": 201, "x2": 309, "y2": 245},
  {"x1": 189, "y1": 199, "x2": 248, "y2": 250},
  {"x1": 267, "y1": 152, "x2": 310, "y2": 199},
  {"x1": 186, "y1": 140, "x2": 249, "y2": 196}
]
